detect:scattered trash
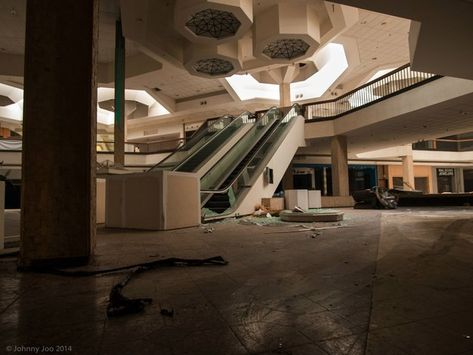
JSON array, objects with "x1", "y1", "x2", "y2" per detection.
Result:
[
  {"x1": 353, "y1": 186, "x2": 398, "y2": 209},
  {"x1": 310, "y1": 232, "x2": 320, "y2": 239},
  {"x1": 253, "y1": 208, "x2": 266, "y2": 216},
  {"x1": 292, "y1": 206, "x2": 305, "y2": 213},
  {"x1": 160, "y1": 308, "x2": 174, "y2": 317},
  {"x1": 239, "y1": 219, "x2": 263, "y2": 226},
  {"x1": 203, "y1": 227, "x2": 215, "y2": 234},
  {"x1": 254, "y1": 206, "x2": 273, "y2": 218},
  {"x1": 106, "y1": 271, "x2": 153, "y2": 317},
  {"x1": 237, "y1": 215, "x2": 287, "y2": 226},
  {"x1": 265, "y1": 224, "x2": 347, "y2": 234}
]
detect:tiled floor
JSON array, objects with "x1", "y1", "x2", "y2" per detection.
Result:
[{"x1": 1, "y1": 208, "x2": 473, "y2": 354}]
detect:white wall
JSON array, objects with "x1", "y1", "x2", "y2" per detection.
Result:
[{"x1": 235, "y1": 116, "x2": 306, "y2": 216}]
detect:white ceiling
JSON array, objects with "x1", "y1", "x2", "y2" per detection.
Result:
[
  {"x1": 329, "y1": 0, "x2": 473, "y2": 80},
  {"x1": 3, "y1": 0, "x2": 459, "y2": 141},
  {"x1": 0, "y1": 0, "x2": 411, "y2": 101},
  {"x1": 128, "y1": 62, "x2": 226, "y2": 100},
  {"x1": 0, "y1": 0, "x2": 139, "y2": 63},
  {"x1": 347, "y1": 10, "x2": 409, "y2": 71}
]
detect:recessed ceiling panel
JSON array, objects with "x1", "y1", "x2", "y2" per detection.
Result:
[
  {"x1": 193, "y1": 58, "x2": 234, "y2": 76},
  {"x1": 262, "y1": 39, "x2": 310, "y2": 60},
  {"x1": 185, "y1": 9, "x2": 241, "y2": 40}
]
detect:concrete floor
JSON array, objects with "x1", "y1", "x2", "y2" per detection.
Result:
[{"x1": 1, "y1": 208, "x2": 473, "y2": 355}]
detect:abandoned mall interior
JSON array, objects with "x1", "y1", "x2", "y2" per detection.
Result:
[{"x1": 1, "y1": 0, "x2": 473, "y2": 354}]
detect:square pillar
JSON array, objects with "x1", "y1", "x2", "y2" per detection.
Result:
[
  {"x1": 20, "y1": 0, "x2": 99, "y2": 267},
  {"x1": 401, "y1": 145, "x2": 415, "y2": 191},
  {"x1": 331, "y1": 135, "x2": 349, "y2": 196},
  {"x1": 279, "y1": 83, "x2": 291, "y2": 107},
  {"x1": 114, "y1": 19, "x2": 126, "y2": 166}
]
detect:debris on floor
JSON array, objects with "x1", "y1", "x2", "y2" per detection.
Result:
[
  {"x1": 203, "y1": 227, "x2": 215, "y2": 234},
  {"x1": 265, "y1": 224, "x2": 346, "y2": 234},
  {"x1": 353, "y1": 186, "x2": 398, "y2": 209},
  {"x1": 237, "y1": 216, "x2": 286, "y2": 226},
  {"x1": 253, "y1": 204, "x2": 274, "y2": 218},
  {"x1": 107, "y1": 272, "x2": 152, "y2": 317},
  {"x1": 24, "y1": 256, "x2": 229, "y2": 318},
  {"x1": 280, "y1": 209, "x2": 344, "y2": 222},
  {"x1": 106, "y1": 256, "x2": 228, "y2": 317},
  {"x1": 293, "y1": 205, "x2": 305, "y2": 213},
  {"x1": 160, "y1": 308, "x2": 174, "y2": 317}
]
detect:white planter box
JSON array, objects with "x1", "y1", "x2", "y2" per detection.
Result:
[{"x1": 106, "y1": 171, "x2": 200, "y2": 230}]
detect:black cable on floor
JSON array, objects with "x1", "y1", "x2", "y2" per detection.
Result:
[{"x1": 21, "y1": 255, "x2": 229, "y2": 318}]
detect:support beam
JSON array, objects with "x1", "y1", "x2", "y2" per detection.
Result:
[
  {"x1": 331, "y1": 135, "x2": 349, "y2": 196},
  {"x1": 402, "y1": 145, "x2": 415, "y2": 191},
  {"x1": 20, "y1": 0, "x2": 98, "y2": 267},
  {"x1": 279, "y1": 83, "x2": 291, "y2": 107},
  {"x1": 114, "y1": 19, "x2": 126, "y2": 167}
]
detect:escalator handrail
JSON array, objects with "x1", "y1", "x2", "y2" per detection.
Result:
[
  {"x1": 200, "y1": 106, "x2": 280, "y2": 193},
  {"x1": 201, "y1": 104, "x2": 300, "y2": 194},
  {"x1": 173, "y1": 110, "x2": 253, "y2": 172},
  {"x1": 147, "y1": 114, "x2": 234, "y2": 171}
]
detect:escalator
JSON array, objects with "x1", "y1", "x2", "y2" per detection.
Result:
[
  {"x1": 199, "y1": 107, "x2": 281, "y2": 201},
  {"x1": 203, "y1": 110, "x2": 284, "y2": 213},
  {"x1": 149, "y1": 111, "x2": 252, "y2": 173},
  {"x1": 148, "y1": 115, "x2": 233, "y2": 171},
  {"x1": 201, "y1": 105, "x2": 303, "y2": 219}
]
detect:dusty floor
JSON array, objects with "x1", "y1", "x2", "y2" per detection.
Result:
[{"x1": 1, "y1": 208, "x2": 473, "y2": 355}]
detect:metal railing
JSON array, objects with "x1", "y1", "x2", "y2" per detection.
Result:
[
  {"x1": 0, "y1": 138, "x2": 185, "y2": 154},
  {"x1": 413, "y1": 138, "x2": 473, "y2": 152},
  {"x1": 304, "y1": 64, "x2": 440, "y2": 121},
  {"x1": 96, "y1": 138, "x2": 185, "y2": 154}
]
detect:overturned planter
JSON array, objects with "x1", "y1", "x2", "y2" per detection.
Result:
[
  {"x1": 106, "y1": 171, "x2": 201, "y2": 230},
  {"x1": 279, "y1": 209, "x2": 343, "y2": 223}
]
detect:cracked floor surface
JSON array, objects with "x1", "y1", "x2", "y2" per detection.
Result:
[{"x1": 1, "y1": 208, "x2": 473, "y2": 354}]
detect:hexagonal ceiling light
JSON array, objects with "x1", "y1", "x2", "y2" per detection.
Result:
[
  {"x1": 184, "y1": 41, "x2": 241, "y2": 78},
  {"x1": 186, "y1": 8, "x2": 241, "y2": 40},
  {"x1": 262, "y1": 39, "x2": 310, "y2": 60},
  {"x1": 193, "y1": 58, "x2": 235, "y2": 76},
  {"x1": 175, "y1": 0, "x2": 253, "y2": 44},
  {"x1": 254, "y1": 2, "x2": 321, "y2": 63}
]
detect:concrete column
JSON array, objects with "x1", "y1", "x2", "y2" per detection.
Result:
[
  {"x1": 20, "y1": 0, "x2": 98, "y2": 267},
  {"x1": 0, "y1": 182, "x2": 4, "y2": 251},
  {"x1": 401, "y1": 155, "x2": 415, "y2": 190},
  {"x1": 331, "y1": 135, "x2": 349, "y2": 196},
  {"x1": 279, "y1": 83, "x2": 291, "y2": 107},
  {"x1": 282, "y1": 166, "x2": 294, "y2": 191},
  {"x1": 114, "y1": 19, "x2": 126, "y2": 166}
]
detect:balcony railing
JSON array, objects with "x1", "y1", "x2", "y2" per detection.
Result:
[
  {"x1": 0, "y1": 137, "x2": 185, "y2": 154},
  {"x1": 96, "y1": 138, "x2": 184, "y2": 154},
  {"x1": 304, "y1": 64, "x2": 441, "y2": 121},
  {"x1": 413, "y1": 138, "x2": 473, "y2": 152}
]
